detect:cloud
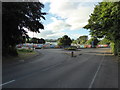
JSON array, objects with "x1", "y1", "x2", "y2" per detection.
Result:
[
  {"x1": 34, "y1": 30, "x2": 67, "y2": 39},
  {"x1": 40, "y1": 0, "x2": 103, "y2": 3},
  {"x1": 37, "y1": 1, "x2": 95, "y2": 39},
  {"x1": 68, "y1": 33, "x2": 91, "y2": 39},
  {"x1": 27, "y1": 0, "x2": 97, "y2": 39},
  {"x1": 45, "y1": 17, "x2": 71, "y2": 32},
  {"x1": 46, "y1": 32, "x2": 67, "y2": 39},
  {"x1": 27, "y1": 28, "x2": 91, "y2": 39},
  {"x1": 48, "y1": 1, "x2": 96, "y2": 30},
  {"x1": 39, "y1": 0, "x2": 50, "y2": 4}
]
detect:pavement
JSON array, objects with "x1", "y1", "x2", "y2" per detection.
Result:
[{"x1": 2, "y1": 48, "x2": 118, "y2": 88}]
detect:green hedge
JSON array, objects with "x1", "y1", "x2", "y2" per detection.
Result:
[
  {"x1": 110, "y1": 42, "x2": 115, "y2": 53},
  {"x1": 17, "y1": 49, "x2": 33, "y2": 53},
  {"x1": 110, "y1": 41, "x2": 120, "y2": 56},
  {"x1": 64, "y1": 46, "x2": 77, "y2": 50}
]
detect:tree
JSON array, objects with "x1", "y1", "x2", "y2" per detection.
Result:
[
  {"x1": 86, "y1": 37, "x2": 99, "y2": 47},
  {"x1": 30, "y1": 37, "x2": 38, "y2": 43},
  {"x1": 92, "y1": 37, "x2": 99, "y2": 47},
  {"x1": 38, "y1": 38, "x2": 46, "y2": 44},
  {"x1": 84, "y1": 1, "x2": 120, "y2": 55},
  {"x1": 58, "y1": 35, "x2": 72, "y2": 47},
  {"x1": 98, "y1": 38, "x2": 110, "y2": 45},
  {"x1": 45, "y1": 39, "x2": 57, "y2": 42},
  {"x1": 77, "y1": 35, "x2": 88, "y2": 44},
  {"x1": 72, "y1": 40, "x2": 78, "y2": 44},
  {"x1": 28, "y1": 37, "x2": 45, "y2": 44},
  {"x1": 2, "y1": 2, "x2": 46, "y2": 56},
  {"x1": 86, "y1": 38, "x2": 93, "y2": 45}
]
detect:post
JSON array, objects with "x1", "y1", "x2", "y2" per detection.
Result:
[{"x1": 71, "y1": 51, "x2": 74, "y2": 57}]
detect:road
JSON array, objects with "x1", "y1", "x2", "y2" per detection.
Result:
[{"x1": 2, "y1": 48, "x2": 118, "y2": 88}]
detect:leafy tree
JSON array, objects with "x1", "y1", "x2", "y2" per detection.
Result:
[
  {"x1": 21, "y1": 35, "x2": 30, "y2": 43},
  {"x1": 86, "y1": 37, "x2": 99, "y2": 47},
  {"x1": 2, "y1": 2, "x2": 46, "y2": 56},
  {"x1": 86, "y1": 38, "x2": 93, "y2": 45},
  {"x1": 92, "y1": 37, "x2": 99, "y2": 47},
  {"x1": 28, "y1": 37, "x2": 45, "y2": 44},
  {"x1": 58, "y1": 35, "x2": 72, "y2": 47},
  {"x1": 38, "y1": 38, "x2": 46, "y2": 44},
  {"x1": 98, "y1": 38, "x2": 110, "y2": 45},
  {"x1": 72, "y1": 40, "x2": 78, "y2": 44},
  {"x1": 31, "y1": 37, "x2": 38, "y2": 43},
  {"x1": 77, "y1": 35, "x2": 88, "y2": 44},
  {"x1": 71, "y1": 39, "x2": 74, "y2": 42},
  {"x1": 84, "y1": 2, "x2": 120, "y2": 55},
  {"x1": 45, "y1": 39, "x2": 57, "y2": 42}
]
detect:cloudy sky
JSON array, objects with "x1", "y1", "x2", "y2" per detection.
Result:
[{"x1": 27, "y1": 0, "x2": 102, "y2": 39}]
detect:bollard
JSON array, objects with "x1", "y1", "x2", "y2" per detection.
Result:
[{"x1": 71, "y1": 51, "x2": 74, "y2": 57}]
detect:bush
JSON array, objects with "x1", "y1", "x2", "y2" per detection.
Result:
[
  {"x1": 2, "y1": 46, "x2": 18, "y2": 56},
  {"x1": 17, "y1": 49, "x2": 33, "y2": 53},
  {"x1": 65, "y1": 46, "x2": 77, "y2": 51},
  {"x1": 110, "y1": 42, "x2": 115, "y2": 53},
  {"x1": 98, "y1": 38, "x2": 110, "y2": 45}
]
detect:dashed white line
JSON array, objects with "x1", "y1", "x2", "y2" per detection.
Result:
[
  {"x1": 0, "y1": 80, "x2": 15, "y2": 87},
  {"x1": 88, "y1": 52, "x2": 105, "y2": 89}
]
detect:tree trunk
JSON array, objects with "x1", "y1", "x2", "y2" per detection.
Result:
[
  {"x1": 114, "y1": 40, "x2": 120, "y2": 56},
  {"x1": 9, "y1": 46, "x2": 18, "y2": 56}
]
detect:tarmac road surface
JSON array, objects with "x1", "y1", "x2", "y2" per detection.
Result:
[{"x1": 2, "y1": 48, "x2": 118, "y2": 88}]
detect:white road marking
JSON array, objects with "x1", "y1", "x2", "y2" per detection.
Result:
[
  {"x1": 88, "y1": 52, "x2": 105, "y2": 89},
  {"x1": 0, "y1": 80, "x2": 15, "y2": 87}
]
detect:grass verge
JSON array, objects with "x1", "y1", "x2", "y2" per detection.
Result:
[
  {"x1": 3, "y1": 49, "x2": 38, "y2": 64},
  {"x1": 17, "y1": 49, "x2": 37, "y2": 59}
]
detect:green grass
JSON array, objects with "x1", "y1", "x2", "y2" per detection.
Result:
[
  {"x1": 17, "y1": 49, "x2": 33, "y2": 53},
  {"x1": 17, "y1": 49, "x2": 37, "y2": 58},
  {"x1": 3, "y1": 49, "x2": 38, "y2": 63},
  {"x1": 64, "y1": 46, "x2": 77, "y2": 51}
]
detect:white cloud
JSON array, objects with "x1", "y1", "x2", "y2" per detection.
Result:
[
  {"x1": 27, "y1": 0, "x2": 97, "y2": 39},
  {"x1": 34, "y1": 30, "x2": 67, "y2": 39},
  {"x1": 39, "y1": 0, "x2": 103, "y2": 3},
  {"x1": 69, "y1": 34, "x2": 91, "y2": 39},
  {"x1": 39, "y1": 0, "x2": 50, "y2": 4},
  {"x1": 27, "y1": 28, "x2": 91, "y2": 39},
  {"x1": 46, "y1": 32, "x2": 67, "y2": 39},
  {"x1": 48, "y1": 1, "x2": 96, "y2": 30},
  {"x1": 46, "y1": 17, "x2": 71, "y2": 32}
]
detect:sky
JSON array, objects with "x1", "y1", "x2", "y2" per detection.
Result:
[{"x1": 27, "y1": 0, "x2": 103, "y2": 40}]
